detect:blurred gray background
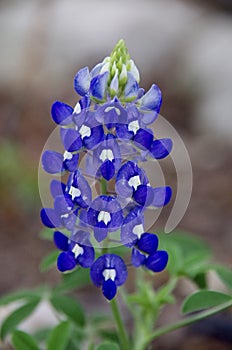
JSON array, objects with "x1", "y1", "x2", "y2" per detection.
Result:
[{"x1": 0, "y1": 0, "x2": 232, "y2": 348}]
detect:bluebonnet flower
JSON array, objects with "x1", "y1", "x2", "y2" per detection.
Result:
[
  {"x1": 54, "y1": 230, "x2": 94, "y2": 272},
  {"x1": 90, "y1": 254, "x2": 128, "y2": 300},
  {"x1": 40, "y1": 39, "x2": 173, "y2": 300}
]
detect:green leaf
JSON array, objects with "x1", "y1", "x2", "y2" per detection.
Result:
[
  {"x1": 46, "y1": 321, "x2": 71, "y2": 350},
  {"x1": 192, "y1": 272, "x2": 207, "y2": 289},
  {"x1": 50, "y1": 294, "x2": 85, "y2": 327},
  {"x1": 96, "y1": 342, "x2": 120, "y2": 350},
  {"x1": 55, "y1": 268, "x2": 91, "y2": 292},
  {"x1": 40, "y1": 251, "x2": 59, "y2": 272},
  {"x1": 0, "y1": 287, "x2": 45, "y2": 306},
  {"x1": 39, "y1": 228, "x2": 54, "y2": 241},
  {"x1": 0, "y1": 298, "x2": 40, "y2": 339},
  {"x1": 182, "y1": 290, "x2": 232, "y2": 314},
  {"x1": 12, "y1": 330, "x2": 40, "y2": 350},
  {"x1": 214, "y1": 265, "x2": 232, "y2": 290}
]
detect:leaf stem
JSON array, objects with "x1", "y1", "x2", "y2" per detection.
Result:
[
  {"x1": 110, "y1": 298, "x2": 130, "y2": 350},
  {"x1": 145, "y1": 300, "x2": 232, "y2": 344}
]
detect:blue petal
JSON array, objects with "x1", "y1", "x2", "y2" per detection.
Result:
[
  {"x1": 83, "y1": 125, "x2": 104, "y2": 150},
  {"x1": 50, "y1": 180, "x2": 66, "y2": 198},
  {"x1": 63, "y1": 153, "x2": 79, "y2": 172},
  {"x1": 41, "y1": 150, "x2": 64, "y2": 174},
  {"x1": 94, "y1": 227, "x2": 108, "y2": 242},
  {"x1": 145, "y1": 250, "x2": 168, "y2": 272},
  {"x1": 111, "y1": 254, "x2": 128, "y2": 286},
  {"x1": 150, "y1": 138, "x2": 173, "y2": 159},
  {"x1": 74, "y1": 67, "x2": 90, "y2": 96},
  {"x1": 90, "y1": 255, "x2": 106, "y2": 287},
  {"x1": 133, "y1": 185, "x2": 154, "y2": 207},
  {"x1": 152, "y1": 186, "x2": 172, "y2": 207},
  {"x1": 131, "y1": 248, "x2": 146, "y2": 267},
  {"x1": 40, "y1": 208, "x2": 62, "y2": 228},
  {"x1": 124, "y1": 72, "x2": 139, "y2": 100},
  {"x1": 77, "y1": 245, "x2": 95, "y2": 268},
  {"x1": 62, "y1": 212, "x2": 77, "y2": 231},
  {"x1": 133, "y1": 128, "x2": 153, "y2": 150},
  {"x1": 121, "y1": 207, "x2": 144, "y2": 247},
  {"x1": 102, "y1": 279, "x2": 117, "y2": 300},
  {"x1": 139, "y1": 84, "x2": 162, "y2": 112},
  {"x1": 100, "y1": 160, "x2": 115, "y2": 180},
  {"x1": 54, "y1": 231, "x2": 69, "y2": 251},
  {"x1": 62, "y1": 129, "x2": 82, "y2": 152},
  {"x1": 57, "y1": 251, "x2": 76, "y2": 272},
  {"x1": 137, "y1": 233, "x2": 158, "y2": 255},
  {"x1": 54, "y1": 194, "x2": 74, "y2": 216},
  {"x1": 51, "y1": 101, "x2": 73, "y2": 125},
  {"x1": 90, "y1": 72, "x2": 109, "y2": 101}
]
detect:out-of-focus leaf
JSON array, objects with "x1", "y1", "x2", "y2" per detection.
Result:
[
  {"x1": 0, "y1": 287, "x2": 45, "y2": 306},
  {"x1": 50, "y1": 294, "x2": 85, "y2": 327},
  {"x1": 40, "y1": 251, "x2": 59, "y2": 272},
  {"x1": 12, "y1": 330, "x2": 39, "y2": 350},
  {"x1": 39, "y1": 228, "x2": 54, "y2": 241},
  {"x1": 214, "y1": 265, "x2": 232, "y2": 290},
  {"x1": 55, "y1": 267, "x2": 91, "y2": 292},
  {"x1": 96, "y1": 342, "x2": 120, "y2": 350},
  {"x1": 182, "y1": 290, "x2": 232, "y2": 314},
  {"x1": 46, "y1": 321, "x2": 71, "y2": 350},
  {"x1": 0, "y1": 298, "x2": 40, "y2": 339}
]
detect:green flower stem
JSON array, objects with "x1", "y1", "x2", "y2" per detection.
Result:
[
  {"x1": 110, "y1": 298, "x2": 130, "y2": 350},
  {"x1": 145, "y1": 300, "x2": 232, "y2": 344},
  {"x1": 100, "y1": 178, "x2": 108, "y2": 195}
]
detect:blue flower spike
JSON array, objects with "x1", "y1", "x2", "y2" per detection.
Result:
[{"x1": 41, "y1": 39, "x2": 173, "y2": 300}]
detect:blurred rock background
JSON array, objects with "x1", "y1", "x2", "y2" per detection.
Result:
[{"x1": 0, "y1": 0, "x2": 232, "y2": 349}]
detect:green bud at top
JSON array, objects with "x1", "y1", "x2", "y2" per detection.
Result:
[{"x1": 107, "y1": 39, "x2": 140, "y2": 100}]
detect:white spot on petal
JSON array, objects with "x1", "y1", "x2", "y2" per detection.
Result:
[
  {"x1": 79, "y1": 125, "x2": 91, "y2": 139},
  {"x1": 132, "y1": 224, "x2": 144, "y2": 239},
  {"x1": 128, "y1": 120, "x2": 140, "y2": 134},
  {"x1": 128, "y1": 175, "x2": 141, "y2": 191},
  {"x1": 69, "y1": 186, "x2": 81, "y2": 200},
  {"x1": 98, "y1": 211, "x2": 111, "y2": 225},
  {"x1": 104, "y1": 106, "x2": 121, "y2": 116},
  {"x1": 72, "y1": 243, "x2": 84, "y2": 258},
  {"x1": 103, "y1": 268, "x2": 116, "y2": 281},
  {"x1": 63, "y1": 151, "x2": 73, "y2": 161},
  {"x1": 99, "y1": 149, "x2": 114, "y2": 162},
  {"x1": 74, "y1": 102, "x2": 81, "y2": 114}
]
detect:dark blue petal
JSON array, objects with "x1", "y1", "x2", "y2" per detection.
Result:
[
  {"x1": 90, "y1": 255, "x2": 106, "y2": 287},
  {"x1": 150, "y1": 138, "x2": 173, "y2": 159},
  {"x1": 102, "y1": 279, "x2": 117, "y2": 300},
  {"x1": 112, "y1": 255, "x2": 128, "y2": 286},
  {"x1": 77, "y1": 245, "x2": 95, "y2": 268},
  {"x1": 51, "y1": 101, "x2": 73, "y2": 125},
  {"x1": 40, "y1": 208, "x2": 62, "y2": 228},
  {"x1": 74, "y1": 67, "x2": 90, "y2": 96},
  {"x1": 131, "y1": 248, "x2": 146, "y2": 267},
  {"x1": 62, "y1": 129, "x2": 82, "y2": 152},
  {"x1": 50, "y1": 180, "x2": 66, "y2": 198},
  {"x1": 137, "y1": 233, "x2": 158, "y2": 254},
  {"x1": 83, "y1": 125, "x2": 104, "y2": 150},
  {"x1": 145, "y1": 250, "x2": 168, "y2": 272},
  {"x1": 57, "y1": 251, "x2": 76, "y2": 272},
  {"x1": 152, "y1": 186, "x2": 172, "y2": 207},
  {"x1": 100, "y1": 160, "x2": 115, "y2": 180},
  {"x1": 133, "y1": 185, "x2": 154, "y2": 207},
  {"x1": 41, "y1": 150, "x2": 64, "y2": 174},
  {"x1": 90, "y1": 72, "x2": 109, "y2": 101},
  {"x1": 54, "y1": 231, "x2": 69, "y2": 251},
  {"x1": 133, "y1": 128, "x2": 153, "y2": 150},
  {"x1": 63, "y1": 153, "x2": 79, "y2": 172},
  {"x1": 139, "y1": 84, "x2": 162, "y2": 112}
]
